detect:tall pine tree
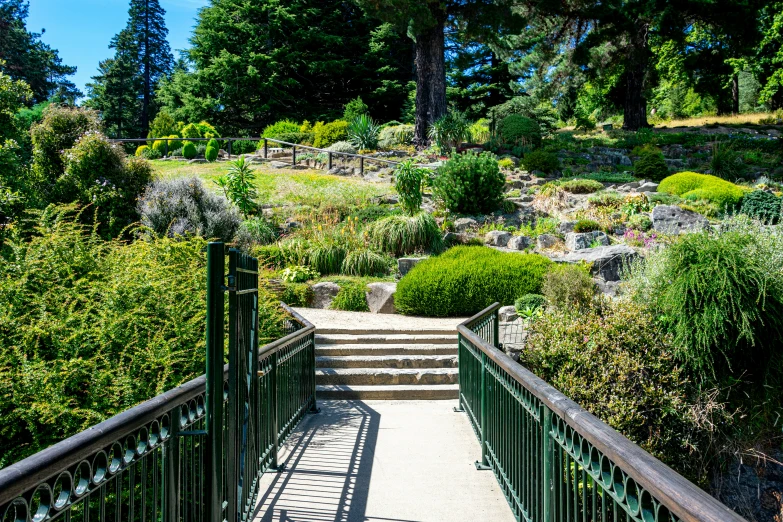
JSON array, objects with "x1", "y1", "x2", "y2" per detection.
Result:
[{"x1": 87, "y1": 0, "x2": 172, "y2": 137}]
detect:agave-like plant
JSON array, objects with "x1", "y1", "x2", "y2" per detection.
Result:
[
  {"x1": 428, "y1": 110, "x2": 471, "y2": 152},
  {"x1": 348, "y1": 114, "x2": 380, "y2": 150}
]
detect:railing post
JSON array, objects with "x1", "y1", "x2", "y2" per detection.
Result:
[
  {"x1": 164, "y1": 138, "x2": 169, "y2": 157},
  {"x1": 454, "y1": 331, "x2": 464, "y2": 413},
  {"x1": 292, "y1": 145, "x2": 296, "y2": 166},
  {"x1": 270, "y1": 349, "x2": 281, "y2": 470},
  {"x1": 227, "y1": 139, "x2": 232, "y2": 159},
  {"x1": 328, "y1": 152, "x2": 332, "y2": 170},
  {"x1": 475, "y1": 351, "x2": 491, "y2": 470},
  {"x1": 360, "y1": 156, "x2": 364, "y2": 175},
  {"x1": 309, "y1": 330, "x2": 319, "y2": 413},
  {"x1": 205, "y1": 242, "x2": 225, "y2": 522},
  {"x1": 542, "y1": 408, "x2": 553, "y2": 522},
  {"x1": 493, "y1": 308, "x2": 500, "y2": 349},
  {"x1": 162, "y1": 405, "x2": 180, "y2": 522},
  {"x1": 263, "y1": 138, "x2": 268, "y2": 159}
]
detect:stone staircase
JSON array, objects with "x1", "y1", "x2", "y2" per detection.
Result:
[{"x1": 315, "y1": 327, "x2": 459, "y2": 400}]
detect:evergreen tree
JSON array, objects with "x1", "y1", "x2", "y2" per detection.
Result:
[
  {"x1": 0, "y1": 0, "x2": 80, "y2": 103},
  {"x1": 757, "y1": 2, "x2": 783, "y2": 109}
]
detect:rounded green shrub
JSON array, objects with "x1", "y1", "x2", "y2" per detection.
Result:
[
  {"x1": 522, "y1": 150, "x2": 559, "y2": 173},
  {"x1": 740, "y1": 190, "x2": 781, "y2": 223},
  {"x1": 194, "y1": 121, "x2": 220, "y2": 139},
  {"x1": 658, "y1": 172, "x2": 745, "y2": 209},
  {"x1": 166, "y1": 135, "x2": 182, "y2": 151},
  {"x1": 182, "y1": 141, "x2": 198, "y2": 159},
  {"x1": 573, "y1": 219, "x2": 602, "y2": 233},
  {"x1": 206, "y1": 138, "x2": 219, "y2": 150},
  {"x1": 205, "y1": 145, "x2": 218, "y2": 162},
  {"x1": 326, "y1": 141, "x2": 357, "y2": 154},
  {"x1": 497, "y1": 158, "x2": 515, "y2": 170},
  {"x1": 314, "y1": 120, "x2": 349, "y2": 148},
  {"x1": 627, "y1": 213, "x2": 653, "y2": 231},
  {"x1": 498, "y1": 114, "x2": 541, "y2": 148},
  {"x1": 432, "y1": 151, "x2": 505, "y2": 214},
  {"x1": 263, "y1": 120, "x2": 300, "y2": 140},
  {"x1": 515, "y1": 294, "x2": 546, "y2": 313},
  {"x1": 330, "y1": 282, "x2": 370, "y2": 312},
  {"x1": 135, "y1": 145, "x2": 149, "y2": 157},
  {"x1": 633, "y1": 146, "x2": 669, "y2": 181},
  {"x1": 180, "y1": 123, "x2": 202, "y2": 139},
  {"x1": 152, "y1": 139, "x2": 168, "y2": 156},
  {"x1": 561, "y1": 179, "x2": 603, "y2": 194},
  {"x1": 395, "y1": 246, "x2": 553, "y2": 317}
]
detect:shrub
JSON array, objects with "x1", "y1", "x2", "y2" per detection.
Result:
[
  {"x1": 194, "y1": 121, "x2": 219, "y2": 139},
  {"x1": 710, "y1": 141, "x2": 745, "y2": 181},
  {"x1": 561, "y1": 172, "x2": 637, "y2": 184},
  {"x1": 348, "y1": 114, "x2": 380, "y2": 150},
  {"x1": 314, "y1": 120, "x2": 348, "y2": 148},
  {"x1": 378, "y1": 124, "x2": 414, "y2": 149},
  {"x1": 136, "y1": 145, "x2": 150, "y2": 157},
  {"x1": 330, "y1": 281, "x2": 370, "y2": 312},
  {"x1": 522, "y1": 150, "x2": 559, "y2": 173},
  {"x1": 624, "y1": 218, "x2": 783, "y2": 382},
  {"x1": 206, "y1": 138, "x2": 219, "y2": 150},
  {"x1": 263, "y1": 120, "x2": 300, "y2": 140},
  {"x1": 470, "y1": 118, "x2": 491, "y2": 143},
  {"x1": 588, "y1": 190, "x2": 623, "y2": 208},
  {"x1": 214, "y1": 155, "x2": 258, "y2": 217},
  {"x1": 152, "y1": 139, "x2": 168, "y2": 156},
  {"x1": 367, "y1": 213, "x2": 443, "y2": 257},
  {"x1": 572, "y1": 219, "x2": 602, "y2": 233},
  {"x1": 166, "y1": 135, "x2": 182, "y2": 151},
  {"x1": 275, "y1": 131, "x2": 311, "y2": 145},
  {"x1": 180, "y1": 123, "x2": 202, "y2": 139},
  {"x1": 428, "y1": 110, "x2": 471, "y2": 151},
  {"x1": 515, "y1": 294, "x2": 546, "y2": 313},
  {"x1": 522, "y1": 300, "x2": 698, "y2": 479},
  {"x1": 394, "y1": 159, "x2": 425, "y2": 215},
  {"x1": 148, "y1": 111, "x2": 177, "y2": 138},
  {"x1": 633, "y1": 146, "x2": 669, "y2": 181},
  {"x1": 326, "y1": 141, "x2": 357, "y2": 154},
  {"x1": 231, "y1": 140, "x2": 257, "y2": 155},
  {"x1": 236, "y1": 217, "x2": 277, "y2": 251},
  {"x1": 205, "y1": 145, "x2": 218, "y2": 162},
  {"x1": 627, "y1": 213, "x2": 653, "y2": 231},
  {"x1": 497, "y1": 158, "x2": 515, "y2": 170},
  {"x1": 137, "y1": 176, "x2": 240, "y2": 242},
  {"x1": 341, "y1": 249, "x2": 393, "y2": 277},
  {"x1": 658, "y1": 172, "x2": 745, "y2": 210},
  {"x1": 395, "y1": 246, "x2": 553, "y2": 317},
  {"x1": 343, "y1": 96, "x2": 369, "y2": 122},
  {"x1": 740, "y1": 190, "x2": 781, "y2": 223},
  {"x1": 560, "y1": 179, "x2": 603, "y2": 194},
  {"x1": 281, "y1": 265, "x2": 319, "y2": 283},
  {"x1": 432, "y1": 151, "x2": 505, "y2": 214},
  {"x1": 542, "y1": 263, "x2": 596, "y2": 311},
  {"x1": 497, "y1": 114, "x2": 541, "y2": 148},
  {"x1": 182, "y1": 141, "x2": 197, "y2": 159},
  {"x1": 280, "y1": 282, "x2": 312, "y2": 307}
]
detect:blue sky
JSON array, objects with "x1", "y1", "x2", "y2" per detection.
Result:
[{"x1": 27, "y1": 0, "x2": 208, "y2": 98}]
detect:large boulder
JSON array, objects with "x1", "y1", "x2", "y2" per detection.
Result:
[
  {"x1": 507, "y1": 235, "x2": 532, "y2": 250},
  {"x1": 485, "y1": 230, "x2": 512, "y2": 246},
  {"x1": 311, "y1": 282, "x2": 340, "y2": 309},
  {"x1": 536, "y1": 234, "x2": 561, "y2": 250},
  {"x1": 398, "y1": 257, "x2": 425, "y2": 276},
  {"x1": 652, "y1": 205, "x2": 709, "y2": 235},
  {"x1": 560, "y1": 245, "x2": 639, "y2": 281},
  {"x1": 637, "y1": 182, "x2": 659, "y2": 193},
  {"x1": 454, "y1": 217, "x2": 479, "y2": 232},
  {"x1": 366, "y1": 282, "x2": 397, "y2": 314},
  {"x1": 565, "y1": 231, "x2": 609, "y2": 251},
  {"x1": 498, "y1": 305, "x2": 519, "y2": 322}
]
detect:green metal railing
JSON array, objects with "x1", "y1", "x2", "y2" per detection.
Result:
[
  {"x1": 457, "y1": 303, "x2": 745, "y2": 522},
  {"x1": 0, "y1": 243, "x2": 317, "y2": 522}
]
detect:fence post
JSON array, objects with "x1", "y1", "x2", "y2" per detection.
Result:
[
  {"x1": 162, "y1": 405, "x2": 181, "y2": 522},
  {"x1": 292, "y1": 145, "x2": 296, "y2": 166},
  {"x1": 476, "y1": 351, "x2": 491, "y2": 470},
  {"x1": 309, "y1": 330, "x2": 319, "y2": 413},
  {"x1": 164, "y1": 138, "x2": 169, "y2": 157},
  {"x1": 454, "y1": 332, "x2": 464, "y2": 413},
  {"x1": 542, "y1": 408, "x2": 553, "y2": 522},
  {"x1": 270, "y1": 349, "x2": 280, "y2": 470},
  {"x1": 493, "y1": 308, "x2": 500, "y2": 349},
  {"x1": 263, "y1": 139, "x2": 268, "y2": 159},
  {"x1": 227, "y1": 139, "x2": 232, "y2": 159},
  {"x1": 328, "y1": 152, "x2": 333, "y2": 170},
  {"x1": 360, "y1": 156, "x2": 364, "y2": 176},
  {"x1": 205, "y1": 242, "x2": 225, "y2": 522}
]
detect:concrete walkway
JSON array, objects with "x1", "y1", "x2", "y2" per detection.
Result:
[
  {"x1": 292, "y1": 308, "x2": 466, "y2": 333},
  {"x1": 253, "y1": 400, "x2": 515, "y2": 522}
]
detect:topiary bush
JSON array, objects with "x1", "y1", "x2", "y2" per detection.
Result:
[
  {"x1": 137, "y1": 176, "x2": 240, "y2": 242},
  {"x1": 572, "y1": 219, "x2": 602, "y2": 233},
  {"x1": 136, "y1": 145, "x2": 150, "y2": 157},
  {"x1": 497, "y1": 114, "x2": 541, "y2": 148},
  {"x1": 314, "y1": 120, "x2": 348, "y2": 148},
  {"x1": 560, "y1": 179, "x2": 603, "y2": 194},
  {"x1": 633, "y1": 146, "x2": 669, "y2": 181},
  {"x1": 205, "y1": 145, "x2": 218, "y2": 162},
  {"x1": 658, "y1": 172, "x2": 745, "y2": 210},
  {"x1": 206, "y1": 138, "x2": 219, "y2": 150},
  {"x1": 395, "y1": 246, "x2": 553, "y2": 317},
  {"x1": 740, "y1": 190, "x2": 781, "y2": 223},
  {"x1": 432, "y1": 151, "x2": 505, "y2": 214},
  {"x1": 522, "y1": 150, "x2": 559, "y2": 173},
  {"x1": 166, "y1": 135, "x2": 182, "y2": 151},
  {"x1": 367, "y1": 213, "x2": 444, "y2": 257},
  {"x1": 182, "y1": 141, "x2": 197, "y2": 159},
  {"x1": 515, "y1": 294, "x2": 546, "y2": 313},
  {"x1": 152, "y1": 139, "x2": 168, "y2": 156}
]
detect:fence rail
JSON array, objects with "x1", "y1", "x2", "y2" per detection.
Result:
[
  {"x1": 0, "y1": 244, "x2": 316, "y2": 522},
  {"x1": 457, "y1": 303, "x2": 745, "y2": 522}
]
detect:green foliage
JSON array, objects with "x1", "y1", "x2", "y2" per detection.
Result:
[
  {"x1": 263, "y1": 120, "x2": 300, "y2": 140},
  {"x1": 560, "y1": 179, "x2": 603, "y2": 194},
  {"x1": 148, "y1": 111, "x2": 177, "y2": 138},
  {"x1": 469, "y1": 118, "x2": 490, "y2": 144},
  {"x1": 135, "y1": 145, "x2": 149, "y2": 157},
  {"x1": 573, "y1": 219, "x2": 602, "y2": 233},
  {"x1": 561, "y1": 172, "x2": 637, "y2": 184},
  {"x1": 427, "y1": 110, "x2": 471, "y2": 151},
  {"x1": 341, "y1": 248, "x2": 393, "y2": 276},
  {"x1": 624, "y1": 218, "x2": 783, "y2": 382},
  {"x1": 194, "y1": 121, "x2": 219, "y2": 139},
  {"x1": 522, "y1": 150, "x2": 559, "y2": 173},
  {"x1": 232, "y1": 140, "x2": 257, "y2": 155},
  {"x1": 330, "y1": 281, "x2": 370, "y2": 312},
  {"x1": 497, "y1": 158, "x2": 515, "y2": 170},
  {"x1": 432, "y1": 151, "x2": 505, "y2": 214},
  {"x1": 542, "y1": 263, "x2": 596, "y2": 311},
  {"x1": 710, "y1": 141, "x2": 746, "y2": 181},
  {"x1": 395, "y1": 246, "x2": 553, "y2": 317},
  {"x1": 152, "y1": 139, "x2": 168, "y2": 156},
  {"x1": 205, "y1": 145, "x2": 218, "y2": 162},
  {"x1": 326, "y1": 141, "x2": 357, "y2": 154},
  {"x1": 343, "y1": 96, "x2": 369, "y2": 122},
  {"x1": 137, "y1": 176, "x2": 240, "y2": 242},
  {"x1": 367, "y1": 213, "x2": 443, "y2": 257},
  {"x1": 280, "y1": 282, "x2": 312, "y2": 307},
  {"x1": 741, "y1": 190, "x2": 782, "y2": 223},
  {"x1": 215, "y1": 155, "x2": 258, "y2": 217},
  {"x1": 497, "y1": 114, "x2": 541, "y2": 148},
  {"x1": 236, "y1": 217, "x2": 277, "y2": 251},
  {"x1": 658, "y1": 172, "x2": 745, "y2": 209},
  {"x1": 313, "y1": 120, "x2": 349, "y2": 148},
  {"x1": 166, "y1": 135, "x2": 182, "y2": 151},
  {"x1": 633, "y1": 146, "x2": 669, "y2": 181},
  {"x1": 515, "y1": 294, "x2": 547, "y2": 313},
  {"x1": 394, "y1": 159, "x2": 425, "y2": 215},
  {"x1": 347, "y1": 114, "x2": 380, "y2": 150},
  {"x1": 627, "y1": 213, "x2": 653, "y2": 231},
  {"x1": 0, "y1": 208, "x2": 285, "y2": 466},
  {"x1": 182, "y1": 141, "x2": 197, "y2": 159},
  {"x1": 180, "y1": 123, "x2": 202, "y2": 139},
  {"x1": 378, "y1": 124, "x2": 414, "y2": 149},
  {"x1": 281, "y1": 265, "x2": 319, "y2": 283},
  {"x1": 206, "y1": 138, "x2": 219, "y2": 150}
]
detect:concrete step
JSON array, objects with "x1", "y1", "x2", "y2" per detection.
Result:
[
  {"x1": 317, "y1": 327, "x2": 458, "y2": 336},
  {"x1": 316, "y1": 384, "x2": 459, "y2": 400},
  {"x1": 316, "y1": 343, "x2": 457, "y2": 356},
  {"x1": 315, "y1": 333, "x2": 457, "y2": 345},
  {"x1": 317, "y1": 355, "x2": 457, "y2": 369},
  {"x1": 316, "y1": 368, "x2": 458, "y2": 386}
]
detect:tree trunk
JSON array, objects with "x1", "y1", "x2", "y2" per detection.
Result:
[
  {"x1": 732, "y1": 74, "x2": 739, "y2": 114},
  {"x1": 413, "y1": 11, "x2": 447, "y2": 147},
  {"x1": 142, "y1": 0, "x2": 151, "y2": 135},
  {"x1": 489, "y1": 51, "x2": 501, "y2": 109},
  {"x1": 622, "y1": 22, "x2": 651, "y2": 131}
]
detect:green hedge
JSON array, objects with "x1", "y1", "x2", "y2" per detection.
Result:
[
  {"x1": 658, "y1": 172, "x2": 745, "y2": 209},
  {"x1": 395, "y1": 246, "x2": 552, "y2": 317}
]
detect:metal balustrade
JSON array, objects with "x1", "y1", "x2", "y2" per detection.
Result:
[
  {"x1": 0, "y1": 243, "x2": 317, "y2": 522},
  {"x1": 457, "y1": 303, "x2": 745, "y2": 522}
]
